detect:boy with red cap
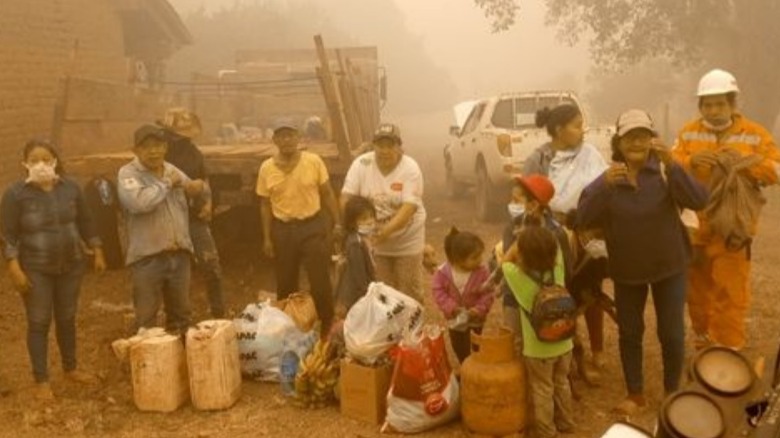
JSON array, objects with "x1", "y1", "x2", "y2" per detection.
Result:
[{"x1": 492, "y1": 174, "x2": 572, "y2": 354}]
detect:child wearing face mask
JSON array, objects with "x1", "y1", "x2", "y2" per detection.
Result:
[
  {"x1": 432, "y1": 227, "x2": 495, "y2": 364},
  {"x1": 334, "y1": 196, "x2": 377, "y2": 316},
  {"x1": 491, "y1": 175, "x2": 571, "y2": 356}
]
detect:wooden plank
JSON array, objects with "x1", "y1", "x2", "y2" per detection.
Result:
[
  {"x1": 346, "y1": 59, "x2": 374, "y2": 142},
  {"x1": 314, "y1": 35, "x2": 352, "y2": 160},
  {"x1": 336, "y1": 50, "x2": 363, "y2": 148},
  {"x1": 316, "y1": 66, "x2": 345, "y2": 148},
  {"x1": 351, "y1": 63, "x2": 380, "y2": 133},
  {"x1": 236, "y1": 46, "x2": 378, "y2": 67}
]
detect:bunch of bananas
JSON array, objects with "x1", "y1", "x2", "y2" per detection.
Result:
[{"x1": 294, "y1": 339, "x2": 339, "y2": 409}]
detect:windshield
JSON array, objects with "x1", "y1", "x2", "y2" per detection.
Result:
[
  {"x1": 453, "y1": 100, "x2": 480, "y2": 129},
  {"x1": 491, "y1": 95, "x2": 579, "y2": 130}
]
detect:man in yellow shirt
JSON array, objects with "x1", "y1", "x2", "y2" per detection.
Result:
[
  {"x1": 672, "y1": 69, "x2": 780, "y2": 350},
  {"x1": 256, "y1": 119, "x2": 341, "y2": 333}
]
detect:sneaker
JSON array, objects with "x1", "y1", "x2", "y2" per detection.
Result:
[
  {"x1": 65, "y1": 370, "x2": 98, "y2": 385},
  {"x1": 33, "y1": 382, "x2": 55, "y2": 401}
]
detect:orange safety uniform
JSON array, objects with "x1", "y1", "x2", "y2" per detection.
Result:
[{"x1": 672, "y1": 114, "x2": 780, "y2": 349}]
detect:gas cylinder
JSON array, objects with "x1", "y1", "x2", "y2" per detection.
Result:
[{"x1": 460, "y1": 327, "x2": 526, "y2": 436}]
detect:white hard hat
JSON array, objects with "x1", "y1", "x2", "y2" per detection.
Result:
[{"x1": 697, "y1": 69, "x2": 739, "y2": 97}]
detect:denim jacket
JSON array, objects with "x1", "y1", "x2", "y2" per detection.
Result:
[
  {"x1": 1, "y1": 177, "x2": 101, "y2": 274},
  {"x1": 117, "y1": 158, "x2": 194, "y2": 265}
]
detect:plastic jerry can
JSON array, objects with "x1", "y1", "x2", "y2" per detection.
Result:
[
  {"x1": 186, "y1": 320, "x2": 242, "y2": 410},
  {"x1": 130, "y1": 333, "x2": 189, "y2": 412}
]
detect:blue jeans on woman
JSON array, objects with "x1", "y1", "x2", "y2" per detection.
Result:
[
  {"x1": 24, "y1": 262, "x2": 86, "y2": 383},
  {"x1": 614, "y1": 271, "x2": 686, "y2": 396}
]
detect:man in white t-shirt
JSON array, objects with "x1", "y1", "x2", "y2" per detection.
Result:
[{"x1": 341, "y1": 123, "x2": 426, "y2": 302}]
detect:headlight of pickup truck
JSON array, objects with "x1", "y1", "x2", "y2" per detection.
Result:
[{"x1": 496, "y1": 133, "x2": 512, "y2": 157}]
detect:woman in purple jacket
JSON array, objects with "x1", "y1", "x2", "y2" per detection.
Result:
[{"x1": 577, "y1": 110, "x2": 708, "y2": 415}]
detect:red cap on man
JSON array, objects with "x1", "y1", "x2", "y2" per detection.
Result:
[{"x1": 513, "y1": 174, "x2": 555, "y2": 206}]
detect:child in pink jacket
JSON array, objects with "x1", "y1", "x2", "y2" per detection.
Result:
[{"x1": 432, "y1": 227, "x2": 495, "y2": 364}]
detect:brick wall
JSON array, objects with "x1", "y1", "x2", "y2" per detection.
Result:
[{"x1": 0, "y1": 0, "x2": 127, "y2": 187}]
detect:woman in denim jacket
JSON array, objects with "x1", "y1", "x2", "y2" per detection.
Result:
[{"x1": 1, "y1": 140, "x2": 105, "y2": 400}]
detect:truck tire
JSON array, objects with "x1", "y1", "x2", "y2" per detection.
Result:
[{"x1": 475, "y1": 163, "x2": 501, "y2": 222}]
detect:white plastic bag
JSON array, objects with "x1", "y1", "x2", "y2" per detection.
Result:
[
  {"x1": 233, "y1": 300, "x2": 307, "y2": 382},
  {"x1": 111, "y1": 327, "x2": 168, "y2": 362},
  {"x1": 344, "y1": 282, "x2": 424, "y2": 364},
  {"x1": 382, "y1": 325, "x2": 460, "y2": 434}
]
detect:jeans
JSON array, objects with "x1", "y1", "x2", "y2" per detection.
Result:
[
  {"x1": 271, "y1": 214, "x2": 334, "y2": 330},
  {"x1": 614, "y1": 271, "x2": 686, "y2": 395},
  {"x1": 449, "y1": 326, "x2": 482, "y2": 365},
  {"x1": 24, "y1": 262, "x2": 86, "y2": 383},
  {"x1": 190, "y1": 219, "x2": 225, "y2": 318},
  {"x1": 131, "y1": 251, "x2": 192, "y2": 332}
]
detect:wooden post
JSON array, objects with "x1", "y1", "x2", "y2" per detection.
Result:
[
  {"x1": 51, "y1": 40, "x2": 80, "y2": 147},
  {"x1": 336, "y1": 50, "x2": 363, "y2": 147},
  {"x1": 314, "y1": 35, "x2": 352, "y2": 161},
  {"x1": 316, "y1": 66, "x2": 346, "y2": 148},
  {"x1": 347, "y1": 60, "x2": 375, "y2": 141}
]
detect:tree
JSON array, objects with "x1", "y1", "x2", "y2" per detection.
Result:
[{"x1": 475, "y1": 0, "x2": 780, "y2": 127}]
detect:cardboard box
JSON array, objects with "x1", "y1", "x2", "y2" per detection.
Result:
[{"x1": 340, "y1": 359, "x2": 393, "y2": 424}]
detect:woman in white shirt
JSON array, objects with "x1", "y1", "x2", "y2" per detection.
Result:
[{"x1": 341, "y1": 123, "x2": 426, "y2": 302}]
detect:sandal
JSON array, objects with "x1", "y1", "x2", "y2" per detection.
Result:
[
  {"x1": 613, "y1": 395, "x2": 646, "y2": 416},
  {"x1": 32, "y1": 382, "x2": 55, "y2": 402}
]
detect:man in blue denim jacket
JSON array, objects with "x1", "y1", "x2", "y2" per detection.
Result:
[{"x1": 117, "y1": 125, "x2": 206, "y2": 333}]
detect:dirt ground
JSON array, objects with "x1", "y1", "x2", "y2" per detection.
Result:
[{"x1": 1, "y1": 151, "x2": 780, "y2": 438}]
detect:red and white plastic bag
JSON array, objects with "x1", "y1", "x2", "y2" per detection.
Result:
[{"x1": 381, "y1": 325, "x2": 460, "y2": 433}]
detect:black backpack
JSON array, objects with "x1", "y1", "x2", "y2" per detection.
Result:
[{"x1": 522, "y1": 271, "x2": 577, "y2": 343}]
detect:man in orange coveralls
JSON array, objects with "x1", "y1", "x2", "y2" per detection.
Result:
[{"x1": 673, "y1": 69, "x2": 780, "y2": 351}]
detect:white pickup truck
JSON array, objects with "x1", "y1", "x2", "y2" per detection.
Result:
[{"x1": 443, "y1": 90, "x2": 613, "y2": 220}]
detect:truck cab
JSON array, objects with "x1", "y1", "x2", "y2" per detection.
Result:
[{"x1": 443, "y1": 90, "x2": 612, "y2": 221}]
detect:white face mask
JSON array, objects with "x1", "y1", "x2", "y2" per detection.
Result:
[
  {"x1": 583, "y1": 239, "x2": 608, "y2": 259},
  {"x1": 702, "y1": 118, "x2": 733, "y2": 132},
  {"x1": 507, "y1": 203, "x2": 525, "y2": 219},
  {"x1": 357, "y1": 222, "x2": 376, "y2": 236},
  {"x1": 24, "y1": 161, "x2": 58, "y2": 184}
]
